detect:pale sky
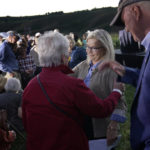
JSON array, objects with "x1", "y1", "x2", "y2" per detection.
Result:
[{"x1": 1, "y1": 0, "x2": 119, "y2": 17}]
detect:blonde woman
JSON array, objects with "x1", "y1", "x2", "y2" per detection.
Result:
[{"x1": 70, "y1": 29, "x2": 126, "y2": 150}]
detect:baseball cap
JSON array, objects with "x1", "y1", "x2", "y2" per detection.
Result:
[
  {"x1": 110, "y1": 0, "x2": 150, "y2": 26},
  {"x1": 35, "y1": 32, "x2": 41, "y2": 38},
  {"x1": 7, "y1": 31, "x2": 20, "y2": 40}
]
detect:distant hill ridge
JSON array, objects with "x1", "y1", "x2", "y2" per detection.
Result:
[{"x1": 0, "y1": 7, "x2": 122, "y2": 35}]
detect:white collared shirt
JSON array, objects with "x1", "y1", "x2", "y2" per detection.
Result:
[{"x1": 141, "y1": 32, "x2": 150, "y2": 52}]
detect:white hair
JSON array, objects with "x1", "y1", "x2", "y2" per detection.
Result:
[
  {"x1": 37, "y1": 31, "x2": 69, "y2": 67},
  {"x1": 87, "y1": 29, "x2": 115, "y2": 61},
  {"x1": 4, "y1": 78, "x2": 21, "y2": 92}
]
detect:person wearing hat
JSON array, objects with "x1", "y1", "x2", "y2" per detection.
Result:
[
  {"x1": 99, "y1": 0, "x2": 150, "y2": 150},
  {"x1": 0, "y1": 31, "x2": 20, "y2": 79}
]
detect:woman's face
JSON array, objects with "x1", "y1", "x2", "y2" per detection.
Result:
[{"x1": 86, "y1": 38, "x2": 106, "y2": 63}]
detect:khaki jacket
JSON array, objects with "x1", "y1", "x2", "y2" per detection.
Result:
[{"x1": 70, "y1": 60, "x2": 126, "y2": 138}]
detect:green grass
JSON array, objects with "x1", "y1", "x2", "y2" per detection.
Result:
[
  {"x1": 116, "y1": 85, "x2": 136, "y2": 150},
  {"x1": 111, "y1": 33, "x2": 120, "y2": 49}
]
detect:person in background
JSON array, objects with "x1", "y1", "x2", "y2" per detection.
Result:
[
  {"x1": 22, "y1": 31, "x2": 124, "y2": 150},
  {"x1": 66, "y1": 35, "x2": 87, "y2": 69},
  {"x1": 26, "y1": 34, "x2": 32, "y2": 55},
  {"x1": 0, "y1": 31, "x2": 20, "y2": 79},
  {"x1": 82, "y1": 32, "x2": 88, "y2": 49},
  {"x1": 0, "y1": 77, "x2": 23, "y2": 131},
  {"x1": 17, "y1": 38, "x2": 36, "y2": 89},
  {"x1": 30, "y1": 32, "x2": 42, "y2": 75},
  {"x1": 119, "y1": 29, "x2": 145, "y2": 54},
  {"x1": 70, "y1": 29, "x2": 126, "y2": 150},
  {"x1": 69, "y1": 32, "x2": 83, "y2": 47},
  {"x1": 99, "y1": 0, "x2": 150, "y2": 150}
]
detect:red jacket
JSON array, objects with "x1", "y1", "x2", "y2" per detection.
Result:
[{"x1": 22, "y1": 65, "x2": 121, "y2": 150}]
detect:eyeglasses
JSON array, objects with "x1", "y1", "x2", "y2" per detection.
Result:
[{"x1": 86, "y1": 46, "x2": 103, "y2": 52}]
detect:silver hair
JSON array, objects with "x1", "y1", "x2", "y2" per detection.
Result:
[
  {"x1": 37, "y1": 31, "x2": 69, "y2": 67},
  {"x1": 87, "y1": 29, "x2": 115, "y2": 61},
  {"x1": 4, "y1": 78, "x2": 21, "y2": 92}
]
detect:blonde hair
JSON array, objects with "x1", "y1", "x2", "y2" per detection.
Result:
[{"x1": 87, "y1": 29, "x2": 115, "y2": 61}]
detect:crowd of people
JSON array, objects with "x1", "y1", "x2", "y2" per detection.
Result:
[{"x1": 0, "y1": 0, "x2": 150, "y2": 150}]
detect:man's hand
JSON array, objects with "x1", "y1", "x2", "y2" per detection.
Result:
[{"x1": 98, "y1": 61, "x2": 125, "y2": 76}]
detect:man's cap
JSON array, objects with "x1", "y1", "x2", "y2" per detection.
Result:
[
  {"x1": 110, "y1": 0, "x2": 150, "y2": 27},
  {"x1": 7, "y1": 30, "x2": 20, "y2": 40},
  {"x1": 7, "y1": 31, "x2": 18, "y2": 36},
  {"x1": 35, "y1": 32, "x2": 41, "y2": 38}
]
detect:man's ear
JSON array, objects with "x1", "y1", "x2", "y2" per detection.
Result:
[{"x1": 132, "y1": 5, "x2": 141, "y2": 21}]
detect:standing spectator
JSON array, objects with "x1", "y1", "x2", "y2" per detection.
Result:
[
  {"x1": 22, "y1": 31, "x2": 124, "y2": 150},
  {"x1": 119, "y1": 29, "x2": 145, "y2": 53},
  {"x1": 30, "y1": 32, "x2": 41, "y2": 75},
  {"x1": 99, "y1": 0, "x2": 150, "y2": 150},
  {"x1": 0, "y1": 77, "x2": 23, "y2": 131},
  {"x1": 70, "y1": 29, "x2": 126, "y2": 150},
  {"x1": 0, "y1": 31, "x2": 20, "y2": 79},
  {"x1": 26, "y1": 34, "x2": 32, "y2": 55},
  {"x1": 82, "y1": 32, "x2": 88, "y2": 49},
  {"x1": 66, "y1": 35, "x2": 87, "y2": 68},
  {"x1": 17, "y1": 38, "x2": 36, "y2": 89}
]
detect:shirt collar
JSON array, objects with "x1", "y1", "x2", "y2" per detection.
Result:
[
  {"x1": 89, "y1": 60, "x2": 102, "y2": 69},
  {"x1": 141, "y1": 32, "x2": 150, "y2": 51}
]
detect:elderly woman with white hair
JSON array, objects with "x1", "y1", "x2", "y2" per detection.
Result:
[
  {"x1": 22, "y1": 31, "x2": 124, "y2": 150},
  {"x1": 70, "y1": 29, "x2": 127, "y2": 150},
  {"x1": 0, "y1": 77, "x2": 23, "y2": 131}
]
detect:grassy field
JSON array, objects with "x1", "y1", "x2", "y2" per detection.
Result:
[
  {"x1": 111, "y1": 33, "x2": 135, "y2": 149},
  {"x1": 116, "y1": 85, "x2": 136, "y2": 150}
]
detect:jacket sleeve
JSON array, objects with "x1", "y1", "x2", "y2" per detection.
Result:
[
  {"x1": 118, "y1": 66, "x2": 140, "y2": 87},
  {"x1": 74, "y1": 79, "x2": 121, "y2": 118}
]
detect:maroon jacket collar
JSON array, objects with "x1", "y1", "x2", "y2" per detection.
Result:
[{"x1": 42, "y1": 65, "x2": 74, "y2": 74}]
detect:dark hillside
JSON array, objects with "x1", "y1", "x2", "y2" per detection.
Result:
[{"x1": 0, "y1": 7, "x2": 123, "y2": 35}]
